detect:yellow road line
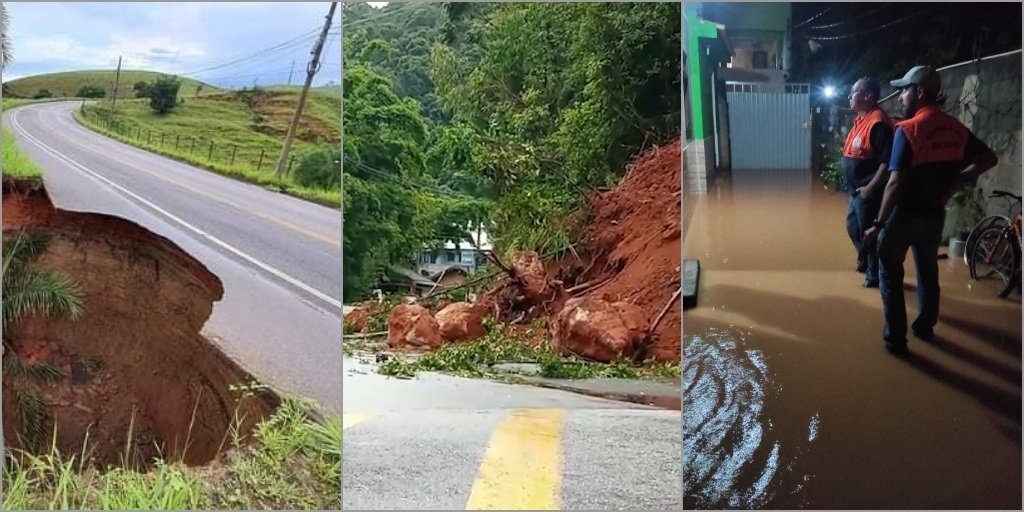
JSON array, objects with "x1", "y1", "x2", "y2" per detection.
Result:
[
  {"x1": 465, "y1": 409, "x2": 567, "y2": 510},
  {"x1": 343, "y1": 412, "x2": 376, "y2": 430},
  {"x1": 42, "y1": 109, "x2": 341, "y2": 248}
]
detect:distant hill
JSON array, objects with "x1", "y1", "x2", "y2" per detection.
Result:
[{"x1": 3, "y1": 70, "x2": 219, "y2": 100}]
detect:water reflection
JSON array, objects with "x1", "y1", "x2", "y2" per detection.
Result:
[{"x1": 683, "y1": 328, "x2": 816, "y2": 509}]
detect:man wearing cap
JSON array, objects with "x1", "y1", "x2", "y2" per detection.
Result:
[
  {"x1": 862, "y1": 65, "x2": 999, "y2": 355},
  {"x1": 843, "y1": 77, "x2": 895, "y2": 288}
]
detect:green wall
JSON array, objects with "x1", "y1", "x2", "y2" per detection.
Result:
[{"x1": 684, "y1": 3, "x2": 730, "y2": 141}]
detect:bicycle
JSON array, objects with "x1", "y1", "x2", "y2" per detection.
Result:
[
  {"x1": 963, "y1": 190, "x2": 1020, "y2": 266},
  {"x1": 967, "y1": 190, "x2": 1022, "y2": 299}
]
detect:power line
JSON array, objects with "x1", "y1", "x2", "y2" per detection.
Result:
[
  {"x1": 806, "y1": 3, "x2": 893, "y2": 31},
  {"x1": 176, "y1": 26, "x2": 324, "y2": 77},
  {"x1": 808, "y1": 7, "x2": 941, "y2": 41},
  {"x1": 794, "y1": 6, "x2": 833, "y2": 29},
  {"x1": 341, "y1": 3, "x2": 413, "y2": 30}
]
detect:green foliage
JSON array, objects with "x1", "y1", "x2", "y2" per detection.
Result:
[
  {"x1": 148, "y1": 76, "x2": 182, "y2": 115},
  {"x1": 429, "y1": 2, "x2": 681, "y2": 251},
  {"x1": 76, "y1": 85, "x2": 106, "y2": 99},
  {"x1": 342, "y1": 63, "x2": 442, "y2": 301},
  {"x1": 376, "y1": 319, "x2": 673, "y2": 380},
  {"x1": 2, "y1": 128, "x2": 43, "y2": 180},
  {"x1": 946, "y1": 184, "x2": 986, "y2": 240},
  {"x1": 32, "y1": 89, "x2": 52, "y2": 99},
  {"x1": 133, "y1": 81, "x2": 150, "y2": 98},
  {"x1": 820, "y1": 138, "x2": 846, "y2": 190},
  {"x1": 293, "y1": 147, "x2": 340, "y2": 190}
]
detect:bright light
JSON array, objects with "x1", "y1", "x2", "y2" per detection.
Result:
[{"x1": 824, "y1": 86, "x2": 835, "y2": 98}]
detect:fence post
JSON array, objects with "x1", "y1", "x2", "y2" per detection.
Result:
[
  {"x1": 147, "y1": 130, "x2": 152, "y2": 145},
  {"x1": 288, "y1": 154, "x2": 295, "y2": 175},
  {"x1": 161, "y1": 133, "x2": 166, "y2": 147},
  {"x1": 231, "y1": 146, "x2": 237, "y2": 166},
  {"x1": 257, "y1": 148, "x2": 266, "y2": 172},
  {"x1": 191, "y1": 138, "x2": 197, "y2": 154},
  {"x1": 208, "y1": 140, "x2": 215, "y2": 160},
  {"x1": 175, "y1": 134, "x2": 180, "y2": 150}
]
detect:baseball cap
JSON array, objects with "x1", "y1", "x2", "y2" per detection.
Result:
[{"x1": 890, "y1": 65, "x2": 942, "y2": 95}]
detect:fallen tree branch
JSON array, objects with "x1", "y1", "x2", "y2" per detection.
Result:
[
  {"x1": 344, "y1": 331, "x2": 388, "y2": 340},
  {"x1": 650, "y1": 288, "x2": 682, "y2": 333},
  {"x1": 422, "y1": 245, "x2": 578, "y2": 301},
  {"x1": 566, "y1": 276, "x2": 614, "y2": 295}
]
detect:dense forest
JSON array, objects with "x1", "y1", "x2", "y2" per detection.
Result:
[{"x1": 342, "y1": 2, "x2": 681, "y2": 301}]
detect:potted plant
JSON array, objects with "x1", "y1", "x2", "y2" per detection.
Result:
[
  {"x1": 945, "y1": 185, "x2": 985, "y2": 257},
  {"x1": 820, "y1": 138, "x2": 847, "y2": 192}
]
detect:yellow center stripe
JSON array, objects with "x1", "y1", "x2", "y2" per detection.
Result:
[{"x1": 465, "y1": 409, "x2": 567, "y2": 510}]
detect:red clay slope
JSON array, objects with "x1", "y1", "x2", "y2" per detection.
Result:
[{"x1": 578, "y1": 139, "x2": 681, "y2": 361}]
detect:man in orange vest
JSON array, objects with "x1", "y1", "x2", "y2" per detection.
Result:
[
  {"x1": 863, "y1": 66, "x2": 999, "y2": 355},
  {"x1": 843, "y1": 77, "x2": 895, "y2": 288}
]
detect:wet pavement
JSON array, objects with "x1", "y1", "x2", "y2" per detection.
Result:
[
  {"x1": 682, "y1": 169, "x2": 1021, "y2": 509},
  {"x1": 342, "y1": 356, "x2": 683, "y2": 509}
]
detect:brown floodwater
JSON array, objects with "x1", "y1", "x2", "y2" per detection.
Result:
[{"x1": 683, "y1": 168, "x2": 1022, "y2": 509}]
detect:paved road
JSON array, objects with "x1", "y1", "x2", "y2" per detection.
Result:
[
  {"x1": 343, "y1": 357, "x2": 683, "y2": 510},
  {"x1": 5, "y1": 102, "x2": 342, "y2": 412}
]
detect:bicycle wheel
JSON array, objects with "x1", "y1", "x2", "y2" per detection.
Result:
[
  {"x1": 998, "y1": 232, "x2": 1022, "y2": 299},
  {"x1": 970, "y1": 227, "x2": 1017, "y2": 289},
  {"x1": 964, "y1": 215, "x2": 1012, "y2": 266}
]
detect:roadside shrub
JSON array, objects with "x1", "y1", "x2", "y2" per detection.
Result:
[
  {"x1": 76, "y1": 85, "x2": 105, "y2": 98},
  {"x1": 32, "y1": 89, "x2": 51, "y2": 99},
  {"x1": 293, "y1": 147, "x2": 340, "y2": 190},
  {"x1": 149, "y1": 76, "x2": 182, "y2": 115}
]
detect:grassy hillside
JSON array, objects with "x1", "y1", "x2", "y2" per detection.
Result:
[
  {"x1": 2, "y1": 129, "x2": 43, "y2": 180},
  {"x1": 4, "y1": 70, "x2": 218, "y2": 100},
  {"x1": 75, "y1": 88, "x2": 340, "y2": 206}
]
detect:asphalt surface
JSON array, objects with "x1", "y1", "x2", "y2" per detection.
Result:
[
  {"x1": 4, "y1": 102, "x2": 342, "y2": 412},
  {"x1": 343, "y1": 357, "x2": 683, "y2": 510}
]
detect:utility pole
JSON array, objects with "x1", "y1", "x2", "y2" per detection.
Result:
[
  {"x1": 288, "y1": 60, "x2": 295, "y2": 85},
  {"x1": 274, "y1": 2, "x2": 337, "y2": 185},
  {"x1": 111, "y1": 55, "x2": 122, "y2": 110}
]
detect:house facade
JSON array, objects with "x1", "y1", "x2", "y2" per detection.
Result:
[{"x1": 684, "y1": 2, "x2": 795, "y2": 193}]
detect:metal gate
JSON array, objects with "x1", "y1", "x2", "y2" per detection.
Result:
[{"x1": 725, "y1": 82, "x2": 812, "y2": 170}]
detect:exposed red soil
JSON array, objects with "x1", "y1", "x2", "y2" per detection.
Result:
[
  {"x1": 2, "y1": 180, "x2": 278, "y2": 468},
  {"x1": 574, "y1": 140, "x2": 682, "y2": 361},
  {"x1": 373, "y1": 139, "x2": 681, "y2": 363}
]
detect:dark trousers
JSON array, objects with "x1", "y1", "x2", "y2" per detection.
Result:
[
  {"x1": 877, "y1": 208, "x2": 944, "y2": 345},
  {"x1": 847, "y1": 190, "x2": 883, "y2": 282}
]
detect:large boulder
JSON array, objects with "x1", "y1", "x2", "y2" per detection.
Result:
[
  {"x1": 550, "y1": 297, "x2": 648, "y2": 363},
  {"x1": 344, "y1": 303, "x2": 375, "y2": 333},
  {"x1": 387, "y1": 304, "x2": 442, "y2": 349},
  {"x1": 511, "y1": 251, "x2": 554, "y2": 303},
  {"x1": 436, "y1": 302, "x2": 489, "y2": 342}
]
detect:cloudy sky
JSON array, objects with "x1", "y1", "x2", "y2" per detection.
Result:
[{"x1": 2, "y1": 2, "x2": 343, "y2": 88}]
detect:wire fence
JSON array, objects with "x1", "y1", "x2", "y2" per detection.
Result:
[{"x1": 79, "y1": 106, "x2": 298, "y2": 175}]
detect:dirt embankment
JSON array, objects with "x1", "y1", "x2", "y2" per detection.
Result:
[
  {"x1": 2, "y1": 179, "x2": 278, "y2": 468},
  {"x1": 369, "y1": 139, "x2": 682, "y2": 364}
]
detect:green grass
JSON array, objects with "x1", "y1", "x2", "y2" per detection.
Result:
[
  {"x1": 1, "y1": 399, "x2": 341, "y2": 510},
  {"x1": 374, "y1": 319, "x2": 681, "y2": 381},
  {"x1": 4, "y1": 70, "x2": 218, "y2": 100},
  {"x1": 2, "y1": 128, "x2": 43, "y2": 180},
  {"x1": 74, "y1": 89, "x2": 340, "y2": 207}
]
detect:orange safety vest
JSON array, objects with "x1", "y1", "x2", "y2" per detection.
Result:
[
  {"x1": 896, "y1": 104, "x2": 970, "y2": 167},
  {"x1": 843, "y1": 108, "x2": 895, "y2": 160}
]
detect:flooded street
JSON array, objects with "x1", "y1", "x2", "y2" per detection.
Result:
[{"x1": 683, "y1": 169, "x2": 1022, "y2": 509}]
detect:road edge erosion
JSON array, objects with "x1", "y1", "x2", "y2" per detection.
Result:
[{"x1": 2, "y1": 177, "x2": 281, "y2": 467}]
